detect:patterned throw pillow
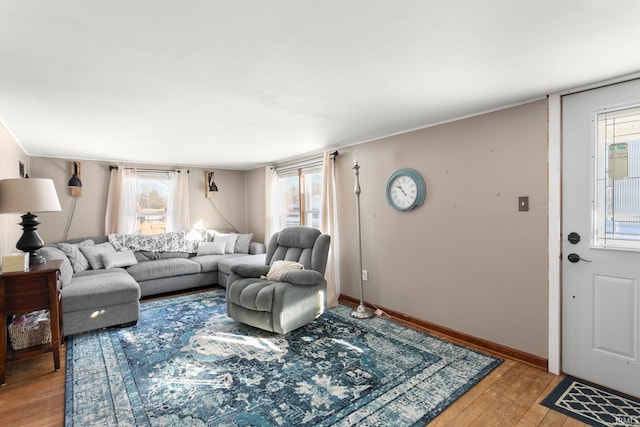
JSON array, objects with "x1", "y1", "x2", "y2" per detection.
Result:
[
  {"x1": 57, "y1": 240, "x2": 94, "y2": 273},
  {"x1": 234, "y1": 233, "x2": 254, "y2": 254},
  {"x1": 262, "y1": 261, "x2": 304, "y2": 281}
]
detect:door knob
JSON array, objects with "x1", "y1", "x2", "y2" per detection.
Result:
[
  {"x1": 568, "y1": 232, "x2": 581, "y2": 244},
  {"x1": 567, "y1": 253, "x2": 592, "y2": 263}
]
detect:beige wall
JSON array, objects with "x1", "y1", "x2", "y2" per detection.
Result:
[
  {"x1": 29, "y1": 158, "x2": 251, "y2": 243},
  {"x1": 0, "y1": 122, "x2": 29, "y2": 258},
  {"x1": 335, "y1": 99, "x2": 549, "y2": 357},
  {"x1": 245, "y1": 167, "x2": 267, "y2": 244}
]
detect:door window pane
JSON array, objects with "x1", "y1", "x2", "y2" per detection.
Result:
[{"x1": 594, "y1": 105, "x2": 640, "y2": 249}]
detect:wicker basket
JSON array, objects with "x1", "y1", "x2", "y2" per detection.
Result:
[{"x1": 8, "y1": 319, "x2": 52, "y2": 350}]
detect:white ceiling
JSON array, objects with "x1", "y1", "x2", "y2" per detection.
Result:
[{"x1": 2, "y1": 1, "x2": 640, "y2": 170}]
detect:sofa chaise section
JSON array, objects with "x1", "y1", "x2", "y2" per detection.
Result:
[{"x1": 61, "y1": 268, "x2": 140, "y2": 335}]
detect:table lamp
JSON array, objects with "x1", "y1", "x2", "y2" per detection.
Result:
[{"x1": 0, "y1": 178, "x2": 62, "y2": 265}]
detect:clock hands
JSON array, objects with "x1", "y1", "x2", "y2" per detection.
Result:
[{"x1": 395, "y1": 185, "x2": 407, "y2": 196}]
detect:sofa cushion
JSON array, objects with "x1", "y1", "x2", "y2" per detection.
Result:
[
  {"x1": 190, "y1": 254, "x2": 229, "y2": 273},
  {"x1": 134, "y1": 251, "x2": 189, "y2": 262},
  {"x1": 126, "y1": 258, "x2": 201, "y2": 282},
  {"x1": 234, "y1": 233, "x2": 254, "y2": 254},
  {"x1": 102, "y1": 250, "x2": 138, "y2": 269},
  {"x1": 72, "y1": 267, "x2": 128, "y2": 278},
  {"x1": 57, "y1": 240, "x2": 94, "y2": 273},
  {"x1": 196, "y1": 241, "x2": 226, "y2": 256},
  {"x1": 40, "y1": 246, "x2": 73, "y2": 287},
  {"x1": 61, "y1": 270, "x2": 140, "y2": 312},
  {"x1": 79, "y1": 242, "x2": 116, "y2": 270},
  {"x1": 213, "y1": 234, "x2": 238, "y2": 254},
  {"x1": 218, "y1": 254, "x2": 267, "y2": 276}
]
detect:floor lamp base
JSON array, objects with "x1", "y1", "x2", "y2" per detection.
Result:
[{"x1": 351, "y1": 304, "x2": 375, "y2": 319}]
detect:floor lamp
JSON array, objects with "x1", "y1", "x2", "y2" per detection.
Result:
[{"x1": 351, "y1": 160, "x2": 374, "y2": 319}]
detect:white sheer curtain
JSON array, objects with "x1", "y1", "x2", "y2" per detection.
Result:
[
  {"x1": 104, "y1": 166, "x2": 137, "y2": 234},
  {"x1": 321, "y1": 151, "x2": 340, "y2": 308},
  {"x1": 268, "y1": 168, "x2": 282, "y2": 236},
  {"x1": 167, "y1": 169, "x2": 190, "y2": 232}
]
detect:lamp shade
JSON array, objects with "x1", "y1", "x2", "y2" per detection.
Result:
[
  {"x1": 68, "y1": 175, "x2": 82, "y2": 187},
  {"x1": 0, "y1": 178, "x2": 62, "y2": 213}
]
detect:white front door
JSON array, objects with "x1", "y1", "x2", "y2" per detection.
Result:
[{"x1": 562, "y1": 78, "x2": 640, "y2": 398}]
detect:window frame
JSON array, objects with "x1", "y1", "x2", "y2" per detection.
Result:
[{"x1": 273, "y1": 160, "x2": 323, "y2": 231}]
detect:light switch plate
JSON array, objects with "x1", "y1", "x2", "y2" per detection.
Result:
[{"x1": 519, "y1": 196, "x2": 529, "y2": 211}]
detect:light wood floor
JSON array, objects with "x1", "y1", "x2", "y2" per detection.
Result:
[{"x1": 0, "y1": 343, "x2": 587, "y2": 427}]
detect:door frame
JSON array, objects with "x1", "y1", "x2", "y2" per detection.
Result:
[{"x1": 547, "y1": 72, "x2": 640, "y2": 375}]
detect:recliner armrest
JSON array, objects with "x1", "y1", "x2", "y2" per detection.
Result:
[
  {"x1": 231, "y1": 264, "x2": 270, "y2": 278},
  {"x1": 279, "y1": 270, "x2": 324, "y2": 286}
]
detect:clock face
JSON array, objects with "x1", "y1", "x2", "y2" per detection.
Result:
[
  {"x1": 389, "y1": 175, "x2": 418, "y2": 209},
  {"x1": 386, "y1": 168, "x2": 426, "y2": 211}
]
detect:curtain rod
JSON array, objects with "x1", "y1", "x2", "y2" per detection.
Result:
[
  {"x1": 271, "y1": 150, "x2": 338, "y2": 172},
  {"x1": 109, "y1": 165, "x2": 189, "y2": 173}
]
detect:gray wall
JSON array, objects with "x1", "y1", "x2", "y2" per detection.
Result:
[{"x1": 245, "y1": 167, "x2": 267, "y2": 244}]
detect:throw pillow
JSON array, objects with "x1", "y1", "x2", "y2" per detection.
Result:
[
  {"x1": 233, "y1": 233, "x2": 254, "y2": 254},
  {"x1": 79, "y1": 242, "x2": 116, "y2": 270},
  {"x1": 262, "y1": 260, "x2": 304, "y2": 281},
  {"x1": 102, "y1": 250, "x2": 138, "y2": 269},
  {"x1": 196, "y1": 241, "x2": 226, "y2": 256},
  {"x1": 134, "y1": 251, "x2": 158, "y2": 262},
  {"x1": 57, "y1": 240, "x2": 94, "y2": 273},
  {"x1": 213, "y1": 234, "x2": 238, "y2": 254},
  {"x1": 40, "y1": 246, "x2": 74, "y2": 286},
  {"x1": 157, "y1": 252, "x2": 189, "y2": 259}
]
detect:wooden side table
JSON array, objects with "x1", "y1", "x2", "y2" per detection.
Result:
[{"x1": 0, "y1": 260, "x2": 63, "y2": 385}]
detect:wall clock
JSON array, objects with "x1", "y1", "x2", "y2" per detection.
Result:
[{"x1": 386, "y1": 168, "x2": 426, "y2": 211}]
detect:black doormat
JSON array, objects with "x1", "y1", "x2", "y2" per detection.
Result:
[{"x1": 541, "y1": 376, "x2": 640, "y2": 426}]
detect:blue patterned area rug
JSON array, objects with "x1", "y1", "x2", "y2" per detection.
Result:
[
  {"x1": 65, "y1": 290, "x2": 501, "y2": 426},
  {"x1": 541, "y1": 376, "x2": 640, "y2": 426}
]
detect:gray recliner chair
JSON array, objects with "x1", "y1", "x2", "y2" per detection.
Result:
[{"x1": 226, "y1": 227, "x2": 331, "y2": 334}]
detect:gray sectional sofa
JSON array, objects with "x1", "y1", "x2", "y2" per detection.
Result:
[{"x1": 40, "y1": 231, "x2": 266, "y2": 336}]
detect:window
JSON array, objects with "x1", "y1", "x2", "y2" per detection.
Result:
[
  {"x1": 105, "y1": 167, "x2": 189, "y2": 236},
  {"x1": 135, "y1": 171, "x2": 170, "y2": 235},
  {"x1": 273, "y1": 162, "x2": 323, "y2": 230},
  {"x1": 594, "y1": 105, "x2": 640, "y2": 249}
]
